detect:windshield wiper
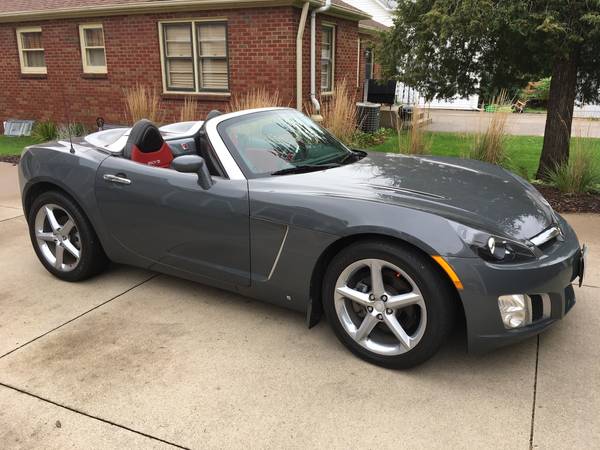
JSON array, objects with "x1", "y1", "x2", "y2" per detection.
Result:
[{"x1": 271, "y1": 163, "x2": 340, "y2": 176}]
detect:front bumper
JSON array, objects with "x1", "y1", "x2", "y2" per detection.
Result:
[{"x1": 447, "y1": 217, "x2": 583, "y2": 353}]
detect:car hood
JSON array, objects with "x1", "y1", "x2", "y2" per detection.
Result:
[{"x1": 265, "y1": 152, "x2": 555, "y2": 241}]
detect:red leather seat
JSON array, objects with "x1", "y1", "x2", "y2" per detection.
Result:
[{"x1": 124, "y1": 119, "x2": 173, "y2": 168}]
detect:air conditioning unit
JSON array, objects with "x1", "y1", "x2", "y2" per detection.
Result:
[{"x1": 356, "y1": 102, "x2": 381, "y2": 133}]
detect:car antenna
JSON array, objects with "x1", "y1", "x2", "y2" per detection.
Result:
[{"x1": 60, "y1": 80, "x2": 75, "y2": 154}]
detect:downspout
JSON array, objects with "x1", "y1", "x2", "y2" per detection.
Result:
[
  {"x1": 310, "y1": 0, "x2": 332, "y2": 121},
  {"x1": 296, "y1": 2, "x2": 310, "y2": 111}
]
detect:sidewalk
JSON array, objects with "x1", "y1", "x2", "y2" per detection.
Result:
[{"x1": 426, "y1": 110, "x2": 600, "y2": 137}]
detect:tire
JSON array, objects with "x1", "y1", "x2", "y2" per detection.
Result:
[
  {"x1": 322, "y1": 240, "x2": 455, "y2": 369},
  {"x1": 28, "y1": 190, "x2": 108, "y2": 282}
]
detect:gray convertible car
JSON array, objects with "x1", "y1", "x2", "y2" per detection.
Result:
[{"x1": 19, "y1": 107, "x2": 586, "y2": 368}]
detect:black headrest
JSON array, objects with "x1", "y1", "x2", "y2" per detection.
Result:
[
  {"x1": 205, "y1": 110, "x2": 222, "y2": 121},
  {"x1": 123, "y1": 119, "x2": 165, "y2": 158}
]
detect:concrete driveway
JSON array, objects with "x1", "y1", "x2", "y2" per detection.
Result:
[
  {"x1": 426, "y1": 110, "x2": 600, "y2": 137},
  {"x1": 1, "y1": 161, "x2": 598, "y2": 449}
]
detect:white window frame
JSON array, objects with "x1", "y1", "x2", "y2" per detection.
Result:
[
  {"x1": 16, "y1": 26, "x2": 46, "y2": 75},
  {"x1": 321, "y1": 24, "x2": 335, "y2": 94},
  {"x1": 158, "y1": 18, "x2": 230, "y2": 95},
  {"x1": 79, "y1": 23, "x2": 107, "y2": 74}
]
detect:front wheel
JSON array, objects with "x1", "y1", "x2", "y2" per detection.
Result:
[
  {"x1": 28, "y1": 191, "x2": 108, "y2": 282},
  {"x1": 322, "y1": 240, "x2": 455, "y2": 369}
]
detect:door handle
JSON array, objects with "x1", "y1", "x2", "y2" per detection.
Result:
[{"x1": 103, "y1": 174, "x2": 131, "y2": 185}]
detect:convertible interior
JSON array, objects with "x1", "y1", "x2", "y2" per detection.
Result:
[{"x1": 113, "y1": 110, "x2": 227, "y2": 177}]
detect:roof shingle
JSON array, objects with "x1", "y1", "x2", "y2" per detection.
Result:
[{"x1": 0, "y1": 0, "x2": 369, "y2": 18}]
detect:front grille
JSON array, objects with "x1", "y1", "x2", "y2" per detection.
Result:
[{"x1": 530, "y1": 295, "x2": 544, "y2": 321}]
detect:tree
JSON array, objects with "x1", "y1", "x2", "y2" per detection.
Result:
[{"x1": 379, "y1": 0, "x2": 600, "y2": 178}]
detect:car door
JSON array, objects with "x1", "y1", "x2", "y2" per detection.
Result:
[{"x1": 95, "y1": 156, "x2": 250, "y2": 287}]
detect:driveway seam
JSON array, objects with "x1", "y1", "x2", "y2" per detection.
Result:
[
  {"x1": 529, "y1": 335, "x2": 540, "y2": 450},
  {"x1": 0, "y1": 214, "x2": 24, "y2": 223},
  {"x1": 0, "y1": 273, "x2": 159, "y2": 360},
  {"x1": 0, "y1": 382, "x2": 189, "y2": 449}
]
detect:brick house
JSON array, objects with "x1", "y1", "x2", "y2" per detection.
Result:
[{"x1": 0, "y1": 0, "x2": 384, "y2": 129}]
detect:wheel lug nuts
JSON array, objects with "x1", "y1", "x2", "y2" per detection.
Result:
[
  {"x1": 369, "y1": 294, "x2": 375, "y2": 300},
  {"x1": 367, "y1": 306, "x2": 373, "y2": 312},
  {"x1": 377, "y1": 314, "x2": 383, "y2": 320},
  {"x1": 386, "y1": 308, "x2": 393, "y2": 315},
  {"x1": 381, "y1": 295, "x2": 388, "y2": 302}
]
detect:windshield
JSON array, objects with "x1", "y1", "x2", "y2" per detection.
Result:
[{"x1": 217, "y1": 109, "x2": 354, "y2": 178}]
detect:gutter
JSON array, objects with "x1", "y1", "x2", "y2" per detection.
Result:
[
  {"x1": 296, "y1": 2, "x2": 310, "y2": 111},
  {"x1": 309, "y1": 0, "x2": 332, "y2": 121}
]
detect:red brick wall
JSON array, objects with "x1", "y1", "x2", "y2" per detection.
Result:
[{"x1": 0, "y1": 7, "x2": 362, "y2": 129}]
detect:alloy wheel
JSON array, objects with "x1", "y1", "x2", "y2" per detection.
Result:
[
  {"x1": 334, "y1": 258, "x2": 427, "y2": 356},
  {"x1": 34, "y1": 204, "x2": 82, "y2": 272}
]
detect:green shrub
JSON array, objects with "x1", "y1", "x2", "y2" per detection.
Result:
[
  {"x1": 521, "y1": 78, "x2": 551, "y2": 105},
  {"x1": 547, "y1": 141, "x2": 600, "y2": 193},
  {"x1": 351, "y1": 128, "x2": 393, "y2": 148},
  {"x1": 32, "y1": 120, "x2": 58, "y2": 142}
]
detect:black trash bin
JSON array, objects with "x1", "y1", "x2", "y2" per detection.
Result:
[{"x1": 398, "y1": 105, "x2": 413, "y2": 123}]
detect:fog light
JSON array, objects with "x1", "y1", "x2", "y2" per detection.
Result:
[{"x1": 498, "y1": 294, "x2": 532, "y2": 329}]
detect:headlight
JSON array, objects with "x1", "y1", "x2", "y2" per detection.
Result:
[{"x1": 451, "y1": 223, "x2": 538, "y2": 263}]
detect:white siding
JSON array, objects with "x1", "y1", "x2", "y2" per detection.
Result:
[
  {"x1": 574, "y1": 104, "x2": 600, "y2": 118},
  {"x1": 395, "y1": 82, "x2": 480, "y2": 110}
]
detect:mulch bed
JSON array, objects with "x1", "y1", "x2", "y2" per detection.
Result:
[
  {"x1": 0, "y1": 155, "x2": 20, "y2": 165},
  {"x1": 2, "y1": 154, "x2": 598, "y2": 213},
  {"x1": 535, "y1": 185, "x2": 600, "y2": 214}
]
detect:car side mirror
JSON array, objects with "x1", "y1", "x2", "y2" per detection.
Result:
[{"x1": 172, "y1": 155, "x2": 213, "y2": 189}]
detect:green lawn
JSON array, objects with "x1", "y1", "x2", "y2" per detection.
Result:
[
  {"x1": 0, "y1": 136, "x2": 39, "y2": 156},
  {"x1": 368, "y1": 131, "x2": 600, "y2": 180}
]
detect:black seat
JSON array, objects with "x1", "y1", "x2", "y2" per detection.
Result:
[{"x1": 124, "y1": 119, "x2": 173, "y2": 168}]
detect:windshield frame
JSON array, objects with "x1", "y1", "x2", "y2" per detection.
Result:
[{"x1": 216, "y1": 108, "x2": 354, "y2": 179}]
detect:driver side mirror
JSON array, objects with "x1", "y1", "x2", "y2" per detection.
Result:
[{"x1": 172, "y1": 155, "x2": 213, "y2": 190}]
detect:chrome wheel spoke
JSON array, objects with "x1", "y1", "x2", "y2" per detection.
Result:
[
  {"x1": 369, "y1": 260, "x2": 385, "y2": 297},
  {"x1": 383, "y1": 313, "x2": 414, "y2": 349},
  {"x1": 36, "y1": 231, "x2": 55, "y2": 242},
  {"x1": 61, "y1": 218, "x2": 75, "y2": 236},
  {"x1": 63, "y1": 240, "x2": 80, "y2": 259},
  {"x1": 354, "y1": 314, "x2": 378, "y2": 341},
  {"x1": 336, "y1": 286, "x2": 371, "y2": 307},
  {"x1": 45, "y1": 206, "x2": 61, "y2": 232},
  {"x1": 54, "y1": 245, "x2": 65, "y2": 269},
  {"x1": 387, "y1": 292, "x2": 423, "y2": 310}
]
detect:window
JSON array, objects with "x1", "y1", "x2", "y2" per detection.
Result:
[
  {"x1": 364, "y1": 47, "x2": 373, "y2": 80},
  {"x1": 16, "y1": 27, "x2": 46, "y2": 74},
  {"x1": 321, "y1": 25, "x2": 335, "y2": 92},
  {"x1": 79, "y1": 24, "x2": 107, "y2": 73},
  {"x1": 160, "y1": 21, "x2": 229, "y2": 93}
]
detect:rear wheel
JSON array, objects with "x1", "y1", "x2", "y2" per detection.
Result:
[
  {"x1": 28, "y1": 191, "x2": 108, "y2": 281},
  {"x1": 322, "y1": 240, "x2": 455, "y2": 369}
]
